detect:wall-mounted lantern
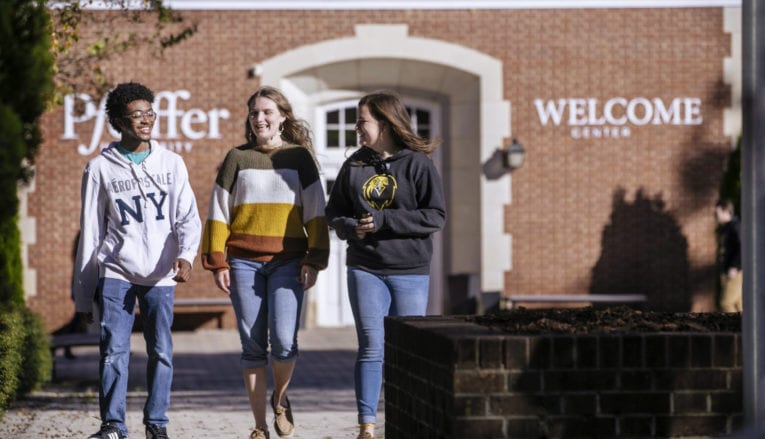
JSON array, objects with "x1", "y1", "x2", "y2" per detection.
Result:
[
  {"x1": 482, "y1": 138, "x2": 526, "y2": 180},
  {"x1": 502, "y1": 138, "x2": 526, "y2": 171},
  {"x1": 247, "y1": 64, "x2": 263, "y2": 79}
]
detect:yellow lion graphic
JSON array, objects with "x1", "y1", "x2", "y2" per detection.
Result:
[{"x1": 362, "y1": 174, "x2": 398, "y2": 210}]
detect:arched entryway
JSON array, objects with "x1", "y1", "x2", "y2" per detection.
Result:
[{"x1": 253, "y1": 24, "x2": 512, "y2": 326}]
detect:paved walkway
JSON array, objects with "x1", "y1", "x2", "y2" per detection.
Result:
[{"x1": 0, "y1": 327, "x2": 384, "y2": 439}]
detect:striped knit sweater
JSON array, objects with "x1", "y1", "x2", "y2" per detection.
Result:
[{"x1": 201, "y1": 144, "x2": 329, "y2": 273}]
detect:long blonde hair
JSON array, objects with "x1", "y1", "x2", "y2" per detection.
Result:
[
  {"x1": 358, "y1": 91, "x2": 441, "y2": 155},
  {"x1": 244, "y1": 86, "x2": 314, "y2": 155}
]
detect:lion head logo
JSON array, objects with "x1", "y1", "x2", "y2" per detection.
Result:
[{"x1": 362, "y1": 174, "x2": 397, "y2": 210}]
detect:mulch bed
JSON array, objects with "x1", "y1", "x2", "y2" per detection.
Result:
[{"x1": 467, "y1": 306, "x2": 741, "y2": 334}]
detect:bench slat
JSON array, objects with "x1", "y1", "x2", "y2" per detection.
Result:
[
  {"x1": 502, "y1": 294, "x2": 647, "y2": 310},
  {"x1": 173, "y1": 298, "x2": 230, "y2": 307}
]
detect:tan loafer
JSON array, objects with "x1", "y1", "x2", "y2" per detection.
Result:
[
  {"x1": 271, "y1": 392, "x2": 294, "y2": 437},
  {"x1": 249, "y1": 427, "x2": 270, "y2": 439}
]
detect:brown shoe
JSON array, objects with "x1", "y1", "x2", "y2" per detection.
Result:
[
  {"x1": 249, "y1": 427, "x2": 269, "y2": 439},
  {"x1": 271, "y1": 392, "x2": 294, "y2": 437},
  {"x1": 357, "y1": 432, "x2": 374, "y2": 439}
]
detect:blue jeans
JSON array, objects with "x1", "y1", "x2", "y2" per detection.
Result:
[
  {"x1": 98, "y1": 278, "x2": 175, "y2": 436},
  {"x1": 228, "y1": 257, "x2": 304, "y2": 368},
  {"x1": 347, "y1": 267, "x2": 430, "y2": 425}
]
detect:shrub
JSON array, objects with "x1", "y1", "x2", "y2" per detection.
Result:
[
  {"x1": 0, "y1": 208, "x2": 24, "y2": 307},
  {"x1": 0, "y1": 304, "x2": 51, "y2": 417},
  {"x1": 17, "y1": 306, "x2": 51, "y2": 394},
  {"x1": 0, "y1": 305, "x2": 24, "y2": 416}
]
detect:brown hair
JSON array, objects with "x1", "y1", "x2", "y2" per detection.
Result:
[
  {"x1": 359, "y1": 91, "x2": 441, "y2": 155},
  {"x1": 244, "y1": 86, "x2": 314, "y2": 155}
]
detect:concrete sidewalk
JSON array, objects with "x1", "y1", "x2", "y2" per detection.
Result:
[{"x1": 0, "y1": 328, "x2": 384, "y2": 439}]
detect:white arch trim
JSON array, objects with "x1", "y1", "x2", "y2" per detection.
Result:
[
  {"x1": 258, "y1": 25, "x2": 502, "y2": 102},
  {"x1": 257, "y1": 24, "x2": 511, "y2": 293}
]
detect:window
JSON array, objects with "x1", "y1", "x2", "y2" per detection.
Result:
[
  {"x1": 316, "y1": 97, "x2": 438, "y2": 172},
  {"x1": 325, "y1": 107, "x2": 358, "y2": 148},
  {"x1": 411, "y1": 108, "x2": 431, "y2": 138}
]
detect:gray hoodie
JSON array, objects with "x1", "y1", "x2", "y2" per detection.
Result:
[{"x1": 72, "y1": 141, "x2": 201, "y2": 313}]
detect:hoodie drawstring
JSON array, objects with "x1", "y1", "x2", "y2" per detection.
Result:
[{"x1": 129, "y1": 160, "x2": 164, "y2": 209}]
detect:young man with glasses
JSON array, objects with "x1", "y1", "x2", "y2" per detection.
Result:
[{"x1": 72, "y1": 82, "x2": 202, "y2": 439}]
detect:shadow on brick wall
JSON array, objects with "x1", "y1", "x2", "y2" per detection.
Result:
[
  {"x1": 678, "y1": 143, "x2": 729, "y2": 215},
  {"x1": 590, "y1": 187, "x2": 691, "y2": 311}
]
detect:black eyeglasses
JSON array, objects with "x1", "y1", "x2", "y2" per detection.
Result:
[{"x1": 124, "y1": 110, "x2": 157, "y2": 121}]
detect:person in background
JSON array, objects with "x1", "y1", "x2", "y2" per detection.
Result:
[
  {"x1": 72, "y1": 82, "x2": 202, "y2": 439},
  {"x1": 716, "y1": 198, "x2": 742, "y2": 312},
  {"x1": 325, "y1": 91, "x2": 446, "y2": 439},
  {"x1": 201, "y1": 86, "x2": 329, "y2": 439}
]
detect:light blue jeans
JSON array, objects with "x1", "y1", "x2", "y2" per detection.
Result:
[
  {"x1": 98, "y1": 278, "x2": 175, "y2": 436},
  {"x1": 347, "y1": 267, "x2": 430, "y2": 425},
  {"x1": 228, "y1": 257, "x2": 304, "y2": 368}
]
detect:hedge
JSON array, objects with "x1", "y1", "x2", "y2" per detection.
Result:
[
  {"x1": 0, "y1": 304, "x2": 51, "y2": 417},
  {"x1": 0, "y1": 306, "x2": 22, "y2": 415}
]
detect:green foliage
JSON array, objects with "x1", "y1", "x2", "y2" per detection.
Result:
[
  {"x1": 0, "y1": 0, "x2": 55, "y2": 182},
  {"x1": 0, "y1": 306, "x2": 24, "y2": 416},
  {"x1": 0, "y1": 212, "x2": 23, "y2": 306},
  {"x1": 719, "y1": 136, "x2": 742, "y2": 215},
  {"x1": 160, "y1": 24, "x2": 198, "y2": 49},
  {"x1": 0, "y1": 305, "x2": 51, "y2": 417},
  {"x1": 0, "y1": 105, "x2": 24, "y2": 220},
  {"x1": 51, "y1": 0, "x2": 197, "y2": 100},
  {"x1": 0, "y1": 107, "x2": 26, "y2": 308},
  {"x1": 17, "y1": 307, "x2": 51, "y2": 394}
]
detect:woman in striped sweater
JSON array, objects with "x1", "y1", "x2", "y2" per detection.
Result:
[{"x1": 201, "y1": 86, "x2": 329, "y2": 439}]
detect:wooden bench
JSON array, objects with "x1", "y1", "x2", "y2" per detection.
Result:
[
  {"x1": 171, "y1": 297, "x2": 230, "y2": 329},
  {"x1": 49, "y1": 298, "x2": 231, "y2": 378},
  {"x1": 501, "y1": 294, "x2": 647, "y2": 310}
]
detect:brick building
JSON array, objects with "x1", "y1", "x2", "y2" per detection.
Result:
[{"x1": 25, "y1": 0, "x2": 742, "y2": 331}]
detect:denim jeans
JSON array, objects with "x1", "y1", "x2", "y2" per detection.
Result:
[
  {"x1": 228, "y1": 257, "x2": 304, "y2": 369},
  {"x1": 347, "y1": 267, "x2": 430, "y2": 425},
  {"x1": 98, "y1": 278, "x2": 175, "y2": 436}
]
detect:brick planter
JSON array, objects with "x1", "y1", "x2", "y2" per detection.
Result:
[{"x1": 384, "y1": 316, "x2": 742, "y2": 438}]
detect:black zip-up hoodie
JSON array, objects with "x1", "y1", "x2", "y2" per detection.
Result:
[{"x1": 326, "y1": 146, "x2": 446, "y2": 275}]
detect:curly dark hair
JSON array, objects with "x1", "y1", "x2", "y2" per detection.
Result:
[{"x1": 105, "y1": 82, "x2": 154, "y2": 133}]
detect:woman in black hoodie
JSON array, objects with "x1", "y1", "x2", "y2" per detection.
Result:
[{"x1": 326, "y1": 91, "x2": 446, "y2": 439}]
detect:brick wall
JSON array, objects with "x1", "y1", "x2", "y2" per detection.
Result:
[
  {"x1": 385, "y1": 316, "x2": 743, "y2": 438},
  {"x1": 30, "y1": 7, "x2": 732, "y2": 330}
]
